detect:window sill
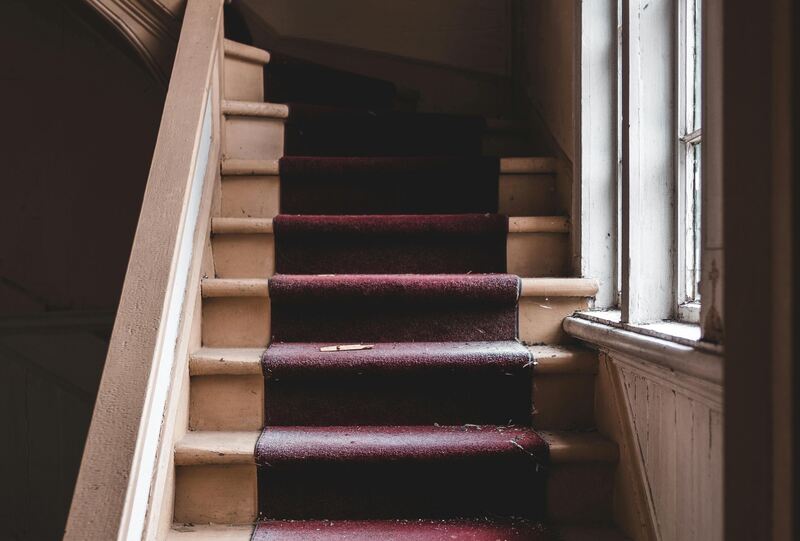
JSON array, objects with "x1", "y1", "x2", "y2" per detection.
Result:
[
  {"x1": 564, "y1": 310, "x2": 723, "y2": 386},
  {"x1": 677, "y1": 301, "x2": 700, "y2": 324}
]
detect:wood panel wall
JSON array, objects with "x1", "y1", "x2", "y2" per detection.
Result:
[{"x1": 596, "y1": 350, "x2": 724, "y2": 541}]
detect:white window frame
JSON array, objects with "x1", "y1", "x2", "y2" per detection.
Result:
[
  {"x1": 576, "y1": 0, "x2": 722, "y2": 343},
  {"x1": 675, "y1": 0, "x2": 702, "y2": 323}
]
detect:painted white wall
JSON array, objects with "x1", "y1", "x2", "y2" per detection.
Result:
[{"x1": 521, "y1": 0, "x2": 577, "y2": 161}]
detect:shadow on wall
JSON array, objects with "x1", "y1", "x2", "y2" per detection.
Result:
[{"x1": 0, "y1": 0, "x2": 165, "y2": 539}]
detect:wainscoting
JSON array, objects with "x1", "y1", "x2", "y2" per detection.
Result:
[
  {"x1": 601, "y1": 350, "x2": 723, "y2": 541},
  {"x1": 567, "y1": 316, "x2": 724, "y2": 541}
]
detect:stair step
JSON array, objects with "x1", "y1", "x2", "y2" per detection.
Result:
[
  {"x1": 167, "y1": 522, "x2": 629, "y2": 540},
  {"x1": 211, "y1": 215, "x2": 570, "y2": 277},
  {"x1": 222, "y1": 100, "x2": 533, "y2": 158},
  {"x1": 188, "y1": 343, "x2": 597, "y2": 430},
  {"x1": 188, "y1": 344, "x2": 594, "y2": 377},
  {"x1": 172, "y1": 430, "x2": 619, "y2": 466},
  {"x1": 223, "y1": 39, "x2": 270, "y2": 65},
  {"x1": 200, "y1": 277, "x2": 597, "y2": 347},
  {"x1": 263, "y1": 52, "x2": 399, "y2": 110},
  {"x1": 252, "y1": 519, "x2": 556, "y2": 540},
  {"x1": 259, "y1": 341, "x2": 533, "y2": 426},
  {"x1": 211, "y1": 215, "x2": 569, "y2": 235},
  {"x1": 223, "y1": 41, "x2": 270, "y2": 102},
  {"x1": 262, "y1": 274, "x2": 520, "y2": 343},
  {"x1": 201, "y1": 277, "x2": 598, "y2": 299},
  {"x1": 220, "y1": 156, "x2": 558, "y2": 176},
  {"x1": 219, "y1": 156, "x2": 561, "y2": 218},
  {"x1": 222, "y1": 100, "x2": 519, "y2": 135},
  {"x1": 173, "y1": 430, "x2": 616, "y2": 524}
]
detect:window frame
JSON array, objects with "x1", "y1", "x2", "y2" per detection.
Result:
[
  {"x1": 675, "y1": 0, "x2": 703, "y2": 323},
  {"x1": 576, "y1": 0, "x2": 723, "y2": 343}
]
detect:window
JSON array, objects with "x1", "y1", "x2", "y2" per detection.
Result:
[
  {"x1": 678, "y1": 0, "x2": 702, "y2": 321},
  {"x1": 610, "y1": 0, "x2": 703, "y2": 325}
]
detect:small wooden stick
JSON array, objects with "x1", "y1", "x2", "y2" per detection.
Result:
[{"x1": 319, "y1": 344, "x2": 375, "y2": 352}]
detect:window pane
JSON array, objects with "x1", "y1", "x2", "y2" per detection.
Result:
[
  {"x1": 685, "y1": 142, "x2": 702, "y2": 301},
  {"x1": 686, "y1": 0, "x2": 702, "y2": 133},
  {"x1": 682, "y1": 0, "x2": 702, "y2": 306}
]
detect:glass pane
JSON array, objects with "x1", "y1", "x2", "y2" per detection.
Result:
[
  {"x1": 682, "y1": 0, "x2": 702, "y2": 305},
  {"x1": 685, "y1": 142, "x2": 702, "y2": 301},
  {"x1": 686, "y1": 0, "x2": 702, "y2": 133}
]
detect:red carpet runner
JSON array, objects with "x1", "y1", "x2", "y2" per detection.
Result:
[
  {"x1": 253, "y1": 519, "x2": 558, "y2": 541},
  {"x1": 273, "y1": 214, "x2": 508, "y2": 274},
  {"x1": 284, "y1": 104, "x2": 487, "y2": 157},
  {"x1": 278, "y1": 156, "x2": 501, "y2": 214},
  {"x1": 261, "y1": 341, "x2": 533, "y2": 426},
  {"x1": 252, "y1": 48, "x2": 552, "y2": 540}
]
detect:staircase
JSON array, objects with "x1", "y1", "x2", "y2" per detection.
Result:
[{"x1": 168, "y1": 39, "x2": 626, "y2": 540}]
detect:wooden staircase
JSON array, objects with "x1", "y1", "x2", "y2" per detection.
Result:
[{"x1": 166, "y1": 39, "x2": 627, "y2": 541}]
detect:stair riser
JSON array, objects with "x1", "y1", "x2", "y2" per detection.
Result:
[
  {"x1": 211, "y1": 232, "x2": 569, "y2": 278},
  {"x1": 223, "y1": 116, "x2": 284, "y2": 161},
  {"x1": 174, "y1": 464, "x2": 258, "y2": 525},
  {"x1": 255, "y1": 461, "x2": 546, "y2": 520},
  {"x1": 499, "y1": 174, "x2": 560, "y2": 216},
  {"x1": 224, "y1": 116, "x2": 529, "y2": 160},
  {"x1": 188, "y1": 370, "x2": 593, "y2": 431},
  {"x1": 532, "y1": 373, "x2": 596, "y2": 430},
  {"x1": 173, "y1": 461, "x2": 612, "y2": 525},
  {"x1": 200, "y1": 296, "x2": 590, "y2": 348},
  {"x1": 224, "y1": 56, "x2": 264, "y2": 102},
  {"x1": 482, "y1": 133, "x2": 534, "y2": 157},
  {"x1": 222, "y1": 176, "x2": 281, "y2": 218},
  {"x1": 547, "y1": 463, "x2": 615, "y2": 524},
  {"x1": 220, "y1": 173, "x2": 559, "y2": 219}
]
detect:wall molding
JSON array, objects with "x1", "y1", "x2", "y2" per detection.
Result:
[
  {"x1": 564, "y1": 315, "x2": 723, "y2": 386},
  {"x1": 82, "y1": 0, "x2": 182, "y2": 84}
]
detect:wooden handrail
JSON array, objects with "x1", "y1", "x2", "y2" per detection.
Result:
[{"x1": 64, "y1": 1, "x2": 224, "y2": 539}]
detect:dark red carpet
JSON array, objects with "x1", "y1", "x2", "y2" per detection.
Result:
[
  {"x1": 268, "y1": 274, "x2": 520, "y2": 343},
  {"x1": 255, "y1": 425, "x2": 548, "y2": 520},
  {"x1": 278, "y1": 156, "x2": 501, "y2": 214},
  {"x1": 284, "y1": 104, "x2": 487, "y2": 156},
  {"x1": 248, "y1": 40, "x2": 554, "y2": 540},
  {"x1": 273, "y1": 214, "x2": 508, "y2": 274},
  {"x1": 252, "y1": 519, "x2": 558, "y2": 541},
  {"x1": 261, "y1": 341, "x2": 532, "y2": 425}
]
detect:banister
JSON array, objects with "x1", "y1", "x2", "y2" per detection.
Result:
[{"x1": 64, "y1": 1, "x2": 225, "y2": 539}]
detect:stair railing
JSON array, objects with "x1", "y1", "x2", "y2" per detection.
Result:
[{"x1": 65, "y1": 1, "x2": 225, "y2": 539}]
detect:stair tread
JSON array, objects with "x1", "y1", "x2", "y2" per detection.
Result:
[
  {"x1": 201, "y1": 276, "x2": 598, "y2": 298},
  {"x1": 211, "y1": 215, "x2": 570, "y2": 235},
  {"x1": 221, "y1": 156, "x2": 558, "y2": 176},
  {"x1": 168, "y1": 522, "x2": 629, "y2": 541},
  {"x1": 190, "y1": 344, "x2": 596, "y2": 376},
  {"x1": 255, "y1": 425, "x2": 547, "y2": 464},
  {"x1": 222, "y1": 100, "x2": 528, "y2": 135},
  {"x1": 253, "y1": 519, "x2": 555, "y2": 540},
  {"x1": 223, "y1": 39, "x2": 270, "y2": 65},
  {"x1": 174, "y1": 429, "x2": 617, "y2": 466},
  {"x1": 262, "y1": 341, "x2": 531, "y2": 377}
]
